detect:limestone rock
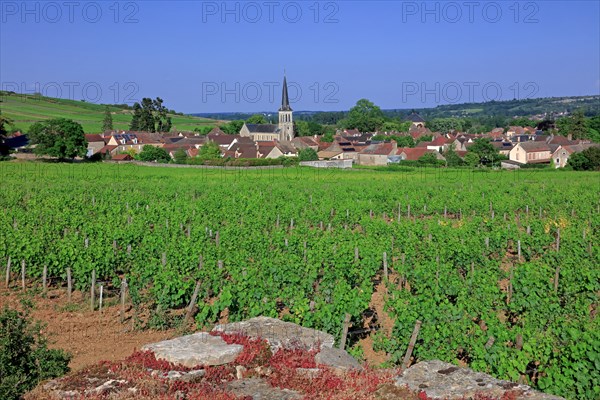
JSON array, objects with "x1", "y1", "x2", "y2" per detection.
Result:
[
  {"x1": 224, "y1": 377, "x2": 302, "y2": 399},
  {"x1": 315, "y1": 347, "x2": 363, "y2": 371},
  {"x1": 396, "y1": 360, "x2": 565, "y2": 400},
  {"x1": 141, "y1": 332, "x2": 243, "y2": 368},
  {"x1": 212, "y1": 316, "x2": 334, "y2": 351}
]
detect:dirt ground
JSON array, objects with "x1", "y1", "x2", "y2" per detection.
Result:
[
  {"x1": 1, "y1": 280, "x2": 397, "y2": 372},
  {"x1": 0, "y1": 286, "x2": 177, "y2": 372}
]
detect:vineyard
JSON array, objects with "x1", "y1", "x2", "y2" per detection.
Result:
[{"x1": 0, "y1": 163, "x2": 598, "y2": 399}]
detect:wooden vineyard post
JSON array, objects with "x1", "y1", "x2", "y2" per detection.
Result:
[
  {"x1": 507, "y1": 267, "x2": 513, "y2": 304},
  {"x1": 339, "y1": 313, "x2": 351, "y2": 350},
  {"x1": 90, "y1": 270, "x2": 96, "y2": 311},
  {"x1": 402, "y1": 320, "x2": 422, "y2": 370},
  {"x1": 120, "y1": 278, "x2": 128, "y2": 323},
  {"x1": 42, "y1": 265, "x2": 47, "y2": 294},
  {"x1": 5, "y1": 256, "x2": 11, "y2": 288},
  {"x1": 99, "y1": 284, "x2": 104, "y2": 312},
  {"x1": 397, "y1": 203, "x2": 401, "y2": 222},
  {"x1": 276, "y1": 214, "x2": 280, "y2": 228},
  {"x1": 162, "y1": 252, "x2": 167, "y2": 267},
  {"x1": 21, "y1": 260, "x2": 25, "y2": 291},
  {"x1": 216, "y1": 231, "x2": 220, "y2": 247},
  {"x1": 407, "y1": 204, "x2": 411, "y2": 219},
  {"x1": 554, "y1": 228, "x2": 561, "y2": 293},
  {"x1": 290, "y1": 218, "x2": 294, "y2": 229},
  {"x1": 67, "y1": 268, "x2": 72, "y2": 302},
  {"x1": 354, "y1": 247, "x2": 359, "y2": 263},
  {"x1": 517, "y1": 240, "x2": 521, "y2": 262},
  {"x1": 383, "y1": 252, "x2": 388, "y2": 280},
  {"x1": 485, "y1": 237, "x2": 489, "y2": 250}
]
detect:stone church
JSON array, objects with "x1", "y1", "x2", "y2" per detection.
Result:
[{"x1": 239, "y1": 75, "x2": 294, "y2": 141}]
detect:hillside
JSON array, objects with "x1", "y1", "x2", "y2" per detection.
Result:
[
  {"x1": 0, "y1": 91, "x2": 218, "y2": 133},
  {"x1": 194, "y1": 95, "x2": 600, "y2": 122}
]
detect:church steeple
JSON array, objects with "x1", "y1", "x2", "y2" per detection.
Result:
[
  {"x1": 279, "y1": 74, "x2": 292, "y2": 112},
  {"x1": 278, "y1": 72, "x2": 294, "y2": 140}
]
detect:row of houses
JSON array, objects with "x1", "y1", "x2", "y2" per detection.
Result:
[{"x1": 85, "y1": 125, "x2": 597, "y2": 168}]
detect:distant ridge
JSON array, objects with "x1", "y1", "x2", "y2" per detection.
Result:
[{"x1": 194, "y1": 95, "x2": 600, "y2": 121}]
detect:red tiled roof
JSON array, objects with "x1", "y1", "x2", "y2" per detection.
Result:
[
  {"x1": 111, "y1": 154, "x2": 133, "y2": 161},
  {"x1": 396, "y1": 147, "x2": 436, "y2": 160},
  {"x1": 361, "y1": 142, "x2": 395, "y2": 155},
  {"x1": 99, "y1": 145, "x2": 117, "y2": 154},
  {"x1": 85, "y1": 134, "x2": 105, "y2": 143}
]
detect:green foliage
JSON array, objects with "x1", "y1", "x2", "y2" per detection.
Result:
[
  {"x1": 427, "y1": 118, "x2": 465, "y2": 133},
  {"x1": 197, "y1": 141, "x2": 222, "y2": 160},
  {"x1": 137, "y1": 145, "x2": 171, "y2": 163},
  {"x1": 28, "y1": 118, "x2": 87, "y2": 160},
  {"x1": 173, "y1": 148, "x2": 188, "y2": 164},
  {"x1": 1, "y1": 163, "x2": 599, "y2": 398},
  {"x1": 219, "y1": 120, "x2": 244, "y2": 134},
  {"x1": 443, "y1": 147, "x2": 464, "y2": 166},
  {"x1": 129, "y1": 97, "x2": 172, "y2": 132},
  {"x1": 246, "y1": 114, "x2": 268, "y2": 124},
  {"x1": 0, "y1": 110, "x2": 12, "y2": 156},
  {"x1": 417, "y1": 152, "x2": 443, "y2": 166},
  {"x1": 463, "y1": 152, "x2": 480, "y2": 166},
  {"x1": 340, "y1": 99, "x2": 385, "y2": 133},
  {"x1": 298, "y1": 147, "x2": 319, "y2": 161},
  {"x1": 295, "y1": 120, "x2": 324, "y2": 137},
  {"x1": 102, "y1": 106, "x2": 113, "y2": 132},
  {"x1": 0, "y1": 306, "x2": 71, "y2": 399},
  {"x1": 193, "y1": 126, "x2": 214, "y2": 135},
  {"x1": 469, "y1": 138, "x2": 500, "y2": 165},
  {"x1": 569, "y1": 147, "x2": 600, "y2": 171},
  {"x1": 321, "y1": 129, "x2": 334, "y2": 143},
  {"x1": 510, "y1": 117, "x2": 538, "y2": 127}
]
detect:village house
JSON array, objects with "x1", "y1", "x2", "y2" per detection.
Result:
[
  {"x1": 357, "y1": 141, "x2": 397, "y2": 166},
  {"x1": 85, "y1": 134, "x2": 106, "y2": 157},
  {"x1": 393, "y1": 147, "x2": 446, "y2": 162},
  {"x1": 406, "y1": 111, "x2": 426, "y2": 130},
  {"x1": 552, "y1": 143, "x2": 600, "y2": 168},
  {"x1": 508, "y1": 141, "x2": 559, "y2": 164}
]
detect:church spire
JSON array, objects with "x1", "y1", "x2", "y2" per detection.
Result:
[{"x1": 279, "y1": 73, "x2": 292, "y2": 112}]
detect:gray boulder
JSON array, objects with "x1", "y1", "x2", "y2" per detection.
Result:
[
  {"x1": 141, "y1": 332, "x2": 243, "y2": 368},
  {"x1": 212, "y1": 316, "x2": 334, "y2": 351}
]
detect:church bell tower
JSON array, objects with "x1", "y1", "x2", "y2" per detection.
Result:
[{"x1": 278, "y1": 74, "x2": 294, "y2": 141}]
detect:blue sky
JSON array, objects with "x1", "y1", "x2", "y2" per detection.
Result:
[{"x1": 1, "y1": 1, "x2": 599, "y2": 113}]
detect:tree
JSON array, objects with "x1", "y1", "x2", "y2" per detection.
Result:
[
  {"x1": 129, "y1": 103, "x2": 142, "y2": 130},
  {"x1": 295, "y1": 120, "x2": 324, "y2": 137},
  {"x1": 427, "y1": 118, "x2": 464, "y2": 133},
  {"x1": 298, "y1": 147, "x2": 318, "y2": 161},
  {"x1": 569, "y1": 109, "x2": 588, "y2": 140},
  {"x1": 246, "y1": 114, "x2": 268, "y2": 124},
  {"x1": 0, "y1": 306, "x2": 71, "y2": 400},
  {"x1": 129, "y1": 97, "x2": 172, "y2": 132},
  {"x1": 198, "y1": 141, "x2": 222, "y2": 160},
  {"x1": 417, "y1": 152, "x2": 441, "y2": 166},
  {"x1": 340, "y1": 99, "x2": 385, "y2": 133},
  {"x1": 102, "y1": 106, "x2": 113, "y2": 132},
  {"x1": 137, "y1": 145, "x2": 171, "y2": 163},
  {"x1": 219, "y1": 120, "x2": 244, "y2": 134},
  {"x1": 469, "y1": 138, "x2": 499, "y2": 165},
  {"x1": 173, "y1": 148, "x2": 188, "y2": 164},
  {"x1": 28, "y1": 118, "x2": 87, "y2": 160},
  {"x1": 569, "y1": 147, "x2": 600, "y2": 171},
  {"x1": 463, "y1": 152, "x2": 480, "y2": 167},
  {"x1": 193, "y1": 126, "x2": 214, "y2": 135},
  {"x1": 443, "y1": 147, "x2": 464, "y2": 167},
  {"x1": 390, "y1": 135, "x2": 415, "y2": 147},
  {"x1": 0, "y1": 110, "x2": 13, "y2": 156}
]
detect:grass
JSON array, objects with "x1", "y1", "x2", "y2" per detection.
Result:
[{"x1": 0, "y1": 91, "x2": 220, "y2": 133}]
